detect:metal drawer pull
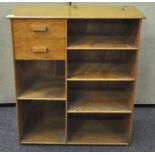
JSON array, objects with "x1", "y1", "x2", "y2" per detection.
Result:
[
  {"x1": 30, "y1": 26, "x2": 47, "y2": 32},
  {"x1": 31, "y1": 47, "x2": 48, "y2": 53}
]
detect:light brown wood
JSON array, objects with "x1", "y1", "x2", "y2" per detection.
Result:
[
  {"x1": 14, "y1": 38, "x2": 65, "y2": 60},
  {"x1": 68, "y1": 35, "x2": 138, "y2": 50},
  {"x1": 68, "y1": 114, "x2": 130, "y2": 144},
  {"x1": 68, "y1": 62, "x2": 134, "y2": 81},
  {"x1": 10, "y1": 19, "x2": 25, "y2": 143},
  {"x1": 67, "y1": 19, "x2": 139, "y2": 50},
  {"x1": 65, "y1": 21, "x2": 68, "y2": 143},
  {"x1": 70, "y1": 5, "x2": 144, "y2": 19},
  {"x1": 21, "y1": 117, "x2": 65, "y2": 144},
  {"x1": 12, "y1": 19, "x2": 66, "y2": 38},
  {"x1": 8, "y1": 5, "x2": 144, "y2": 145},
  {"x1": 17, "y1": 78, "x2": 65, "y2": 100},
  {"x1": 68, "y1": 50, "x2": 136, "y2": 59},
  {"x1": 19, "y1": 101, "x2": 65, "y2": 144},
  {"x1": 7, "y1": 5, "x2": 144, "y2": 19},
  {"x1": 68, "y1": 80, "x2": 133, "y2": 89},
  {"x1": 128, "y1": 20, "x2": 143, "y2": 144},
  {"x1": 67, "y1": 81, "x2": 133, "y2": 114},
  {"x1": 12, "y1": 19, "x2": 66, "y2": 60},
  {"x1": 16, "y1": 61, "x2": 65, "y2": 100},
  {"x1": 68, "y1": 90, "x2": 131, "y2": 113},
  {"x1": 7, "y1": 4, "x2": 70, "y2": 18}
]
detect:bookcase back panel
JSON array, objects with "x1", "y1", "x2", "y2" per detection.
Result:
[
  {"x1": 16, "y1": 61, "x2": 65, "y2": 79},
  {"x1": 68, "y1": 81, "x2": 133, "y2": 91},
  {"x1": 18, "y1": 100, "x2": 66, "y2": 143},
  {"x1": 67, "y1": 19, "x2": 141, "y2": 50},
  {"x1": 16, "y1": 61, "x2": 66, "y2": 99},
  {"x1": 68, "y1": 19, "x2": 139, "y2": 37},
  {"x1": 68, "y1": 113, "x2": 130, "y2": 144},
  {"x1": 68, "y1": 50, "x2": 136, "y2": 63}
]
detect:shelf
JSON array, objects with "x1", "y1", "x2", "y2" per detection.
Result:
[
  {"x1": 17, "y1": 78, "x2": 65, "y2": 100},
  {"x1": 67, "y1": 62, "x2": 134, "y2": 81},
  {"x1": 68, "y1": 35, "x2": 138, "y2": 50},
  {"x1": 68, "y1": 90, "x2": 131, "y2": 113},
  {"x1": 68, "y1": 114, "x2": 129, "y2": 144},
  {"x1": 19, "y1": 101, "x2": 65, "y2": 144},
  {"x1": 21, "y1": 117, "x2": 65, "y2": 144},
  {"x1": 16, "y1": 61, "x2": 65, "y2": 100}
]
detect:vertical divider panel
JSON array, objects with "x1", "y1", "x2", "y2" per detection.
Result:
[
  {"x1": 10, "y1": 19, "x2": 22, "y2": 143},
  {"x1": 65, "y1": 19, "x2": 68, "y2": 143},
  {"x1": 128, "y1": 19, "x2": 143, "y2": 144}
]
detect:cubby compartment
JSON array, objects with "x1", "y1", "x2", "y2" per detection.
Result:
[
  {"x1": 18, "y1": 100, "x2": 65, "y2": 144},
  {"x1": 16, "y1": 61, "x2": 65, "y2": 100},
  {"x1": 68, "y1": 19, "x2": 139, "y2": 50},
  {"x1": 68, "y1": 81, "x2": 133, "y2": 113},
  {"x1": 67, "y1": 50, "x2": 136, "y2": 81},
  {"x1": 68, "y1": 113, "x2": 130, "y2": 144}
]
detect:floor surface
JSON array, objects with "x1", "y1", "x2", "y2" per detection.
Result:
[{"x1": 0, "y1": 106, "x2": 154, "y2": 152}]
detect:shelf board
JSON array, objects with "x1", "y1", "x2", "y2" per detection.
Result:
[
  {"x1": 17, "y1": 78, "x2": 66, "y2": 100},
  {"x1": 68, "y1": 35, "x2": 138, "y2": 50},
  {"x1": 21, "y1": 116, "x2": 65, "y2": 144},
  {"x1": 68, "y1": 118, "x2": 128, "y2": 144},
  {"x1": 68, "y1": 90, "x2": 131, "y2": 114},
  {"x1": 67, "y1": 62, "x2": 134, "y2": 81}
]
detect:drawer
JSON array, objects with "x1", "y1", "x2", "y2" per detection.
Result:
[
  {"x1": 12, "y1": 19, "x2": 66, "y2": 60},
  {"x1": 14, "y1": 38, "x2": 65, "y2": 60},
  {"x1": 12, "y1": 19, "x2": 66, "y2": 38}
]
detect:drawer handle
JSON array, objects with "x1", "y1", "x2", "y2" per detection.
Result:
[
  {"x1": 31, "y1": 47, "x2": 48, "y2": 53},
  {"x1": 30, "y1": 26, "x2": 47, "y2": 32}
]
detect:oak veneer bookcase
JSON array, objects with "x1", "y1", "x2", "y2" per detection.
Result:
[{"x1": 8, "y1": 4, "x2": 144, "y2": 145}]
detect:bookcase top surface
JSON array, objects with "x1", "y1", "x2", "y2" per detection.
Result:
[
  {"x1": 7, "y1": 5, "x2": 70, "y2": 18},
  {"x1": 7, "y1": 4, "x2": 145, "y2": 19}
]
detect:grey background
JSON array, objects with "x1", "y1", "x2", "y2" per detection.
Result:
[{"x1": 0, "y1": 2, "x2": 154, "y2": 104}]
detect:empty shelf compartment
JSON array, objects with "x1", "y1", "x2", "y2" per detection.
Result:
[
  {"x1": 18, "y1": 100, "x2": 66, "y2": 144},
  {"x1": 16, "y1": 61, "x2": 65, "y2": 100},
  {"x1": 67, "y1": 62, "x2": 134, "y2": 81},
  {"x1": 67, "y1": 81, "x2": 133, "y2": 113},
  {"x1": 68, "y1": 19, "x2": 139, "y2": 50},
  {"x1": 67, "y1": 50, "x2": 136, "y2": 81},
  {"x1": 68, "y1": 113, "x2": 130, "y2": 144}
]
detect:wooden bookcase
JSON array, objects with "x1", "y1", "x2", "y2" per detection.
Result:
[{"x1": 8, "y1": 4, "x2": 144, "y2": 145}]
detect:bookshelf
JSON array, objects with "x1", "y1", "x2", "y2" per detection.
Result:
[{"x1": 8, "y1": 4, "x2": 144, "y2": 145}]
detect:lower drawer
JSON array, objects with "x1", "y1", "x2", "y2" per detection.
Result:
[{"x1": 14, "y1": 38, "x2": 66, "y2": 60}]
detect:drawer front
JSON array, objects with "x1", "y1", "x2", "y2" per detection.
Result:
[
  {"x1": 14, "y1": 38, "x2": 65, "y2": 60},
  {"x1": 12, "y1": 19, "x2": 66, "y2": 38},
  {"x1": 12, "y1": 19, "x2": 66, "y2": 60}
]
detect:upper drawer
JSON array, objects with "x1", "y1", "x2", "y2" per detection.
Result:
[{"x1": 12, "y1": 19, "x2": 66, "y2": 39}]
